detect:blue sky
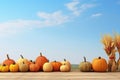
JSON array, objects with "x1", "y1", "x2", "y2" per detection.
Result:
[{"x1": 0, "y1": 0, "x2": 120, "y2": 64}]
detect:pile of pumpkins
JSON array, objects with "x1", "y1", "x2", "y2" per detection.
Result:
[
  {"x1": 0, "y1": 53, "x2": 71, "y2": 72},
  {"x1": 79, "y1": 56, "x2": 108, "y2": 72}
]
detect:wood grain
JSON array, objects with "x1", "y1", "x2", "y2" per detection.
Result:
[{"x1": 0, "y1": 71, "x2": 119, "y2": 80}]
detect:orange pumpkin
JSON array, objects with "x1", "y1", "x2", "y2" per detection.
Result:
[
  {"x1": 92, "y1": 57, "x2": 108, "y2": 72},
  {"x1": 29, "y1": 62, "x2": 39, "y2": 72},
  {"x1": 35, "y1": 52, "x2": 48, "y2": 71},
  {"x1": 3, "y1": 54, "x2": 15, "y2": 66},
  {"x1": 51, "y1": 60, "x2": 62, "y2": 71}
]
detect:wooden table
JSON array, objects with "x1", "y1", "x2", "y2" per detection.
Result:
[{"x1": 0, "y1": 71, "x2": 119, "y2": 80}]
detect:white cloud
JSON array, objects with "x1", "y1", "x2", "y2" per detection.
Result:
[
  {"x1": 0, "y1": 11, "x2": 69, "y2": 35},
  {"x1": 65, "y1": 0, "x2": 95, "y2": 16},
  {"x1": 91, "y1": 13, "x2": 102, "y2": 17}
]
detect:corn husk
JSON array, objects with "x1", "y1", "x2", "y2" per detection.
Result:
[{"x1": 101, "y1": 35, "x2": 115, "y2": 56}]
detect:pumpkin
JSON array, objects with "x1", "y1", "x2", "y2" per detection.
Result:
[
  {"x1": 29, "y1": 62, "x2": 39, "y2": 72},
  {"x1": 43, "y1": 61, "x2": 53, "y2": 72},
  {"x1": 9, "y1": 63, "x2": 19, "y2": 72},
  {"x1": 35, "y1": 52, "x2": 48, "y2": 71},
  {"x1": 19, "y1": 62, "x2": 29, "y2": 72},
  {"x1": 1, "y1": 64, "x2": 9, "y2": 72},
  {"x1": 61, "y1": 59, "x2": 71, "y2": 71},
  {"x1": 79, "y1": 57, "x2": 92, "y2": 72},
  {"x1": 92, "y1": 57, "x2": 108, "y2": 72},
  {"x1": 60, "y1": 64, "x2": 69, "y2": 72},
  {"x1": 17, "y1": 55, "x2": 29, "y2": 66},
  {"x1": 3, "y1": 54, "x2": 15, "y2": 66},
  {"x1": 51, "y1": 60, "x2": 62, "y2": 71}
]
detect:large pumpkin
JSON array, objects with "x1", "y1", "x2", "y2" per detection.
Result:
[
  {"x1": 35, "y1": 52, "x2": 48, "y2": 71},
  {"x1": 29, "y1": 62, "x2": 39, "y2": 72},
  {"x1": 92, "y1": 57, "x2": 108, "y2": 72},
  {"x1": 79, "y1": 57, "x2": 92, "y2": 72},
  {"x1": 51, "y1": 60, "x2": 62, "y2": 71},
  {"x1": 61, "y1": 59, "x2": 71, "y2": 71},
  {"x1": 43, "y1": 61, "x2": 53, "y2": 72},
  {"x1": 3, "y1": 54, "x2": 15, "y2": 66}
]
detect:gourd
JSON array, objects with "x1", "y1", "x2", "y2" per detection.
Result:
[
  {"x1": 92, "y1": 57, "x2": 108, "y2": 72},
  {"x1": 3, "y1": 54, "x2": 15, "y2": 66},
  {"x1": 79, "y1": 57, "x2": 92, "y2": 72},
  {"x1": 61, "y1": 59, "x2": 71, "y2": 71},
  {"x1": 0, "y1": 64, "x2": 9, "y2": 72},
  {"x1": 19, "y1": 62, "x2": 29, "y2": 72},
  {"x1": 51, "y1": 60, "x2": 62, "y2": 71},
  {"x1": 60, "y1": 64, "x2": 69, "y2": 72},
  {"x1": 29, "y1": 62, "x2": 39, "y2": 72},
  {"x1": 9, "y1": 63, "x2": 19, "y2": 72},
  {"x1": 35, "y1": 52, "x2": 48, "y2": 71},
  {"x1": 43, "y1": 61, "x2": 53, "y2": 72},
  {"x1": 17, "y1": 55, "x2": 29, "y2": 66}
]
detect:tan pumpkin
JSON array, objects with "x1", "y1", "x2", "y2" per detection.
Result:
[
  {"x1": 51, "y1": 60, "x2": 62, "y2": 71},
  {"x1": 92, "y1": 57, "x2": 108, "y2": 72},
  {"x1": 19, "y1": 62, "x2": 29, "y2": 72},
  {"x1": 79, "y1": 57, "x2": 92, "y2": 72},
  {"x1": 35, "y1": 52, "x2": 48, "y2": 71},
  {"x1": 60, "y1": 64, "x2": 69, "y2": 72},
  {"x1": 29, "y1": 62, "x2": 40, "y2": 72},
  {"x1": 43, "y1": 61, "x2": 53, "y2": 72},
  {"x1": 3, "y1": 54, "x2": 15, "y2": 66},
  {"x1": 9, "y1": 63, "x2": 19, "y2": 72},
  {"x1": 61, "y1": 59, "x2": 71, "y2": 71},
  {"x1": 17, "y1": 55, "x2": 29, "y2": 66},
  {"x1": 0, "y1": 64, "x2": 9, "y2": 72}
]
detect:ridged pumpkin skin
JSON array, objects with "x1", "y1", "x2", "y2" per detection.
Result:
[
  {"x1": 29, "y1": 63, "x2": 39, "y2": 72},
  {"x1": 51, "y1": 61, "x2": 62, "y2": 71},
  {"x1": 92, "y1": 57, "x2": 108, "y2": 72},
  {"x1": 61, "y1": 59, "x2": 71, "y2": 71},
  {"x1": 60, "y1": 64, "x2": 69, "y2": 72},
  {"x1": 43, "y1": 62, "x2": 53, "y2": 72},
  {"x1": 9, "y1": 63, "x2": 19, "y2": 72},
  {"x1": 0, "y1": 64, "x2": 9, "y2": 72},
  {"x1": 35, "y1": 53, "x2": 48, "y2": 71},
  {"x1": 79, "y1": 57, "x2": 92, "y2": 72},
  {"x1": 19, "y1": 62, "x2": 29, "y2": 72},
  {"x1": 17, "y1": 55, "x2": 29, "y2": 66},
  {"x1": 3, "y1": 54, "x2": 15, "y2": 66}
]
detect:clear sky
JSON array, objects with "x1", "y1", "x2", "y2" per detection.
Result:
[{"x1": 0, "y1": 0, "x2": 120, "y2": 64}]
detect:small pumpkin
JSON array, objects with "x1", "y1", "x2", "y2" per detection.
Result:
[
  {"x1": 60, "y1": 64, "x2": 69, "y2": 72},
  {"x1": 51, "y1": 60, "x2": 62, "y2": 71},
  {"x1": 17, "y1": 55, "x2": 29, "y2": 66},
  {"x1": 9, "y1": 63, "x2": 19, "y2": 72},
  {"x1": 3, "y1": 54, "x2": 15, "y2": 66},
  {"x1": 35, "y1": 52, "x2": 48, "y2": 71},
  {"x1": 43, "y1": 61, "x2": 53, "y2": 72},
  {"x1": 29, "y1": 62, "x2": 39, "y2": 72},
  {"x1": 19, "y1": 62, "x2": 29, "y2": 72},
  {"x1": 92, "y1": 57, "x2": 108, "y2": 72},
  {"x1": 61, "y1": 59, "x2": 71, "y2": 71},
  {"x1": 79, "y1": 57, "x2": 92, "y2": 72},
  {"x1": 1, "y1": 64, "x2": 9, "y2": 72}
]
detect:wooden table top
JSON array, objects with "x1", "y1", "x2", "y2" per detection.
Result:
[{"x1": 0, "y1": 71, "x2": 119, "y2": 80}]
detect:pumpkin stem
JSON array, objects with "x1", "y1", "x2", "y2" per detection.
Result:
[
  {"x1": 83, "y1": 56, "x2": 86, "y2": 62},
  {"x1": 3, "y1": 64, "x2": 6, "y2": 66},
  {"x1": 23, "y1": 62, "x2": 24, "y2": 64},
  {"x1": 40, "y1": 52, "x2": 42, "y2": 56},
  {"x1": 54, "y1": 60, "x2": 56, "y2": 62},
  {"x1": 98, "y1": 56, "x2": 101, "y2": 59},
  {"x1": 7, "y1": 54, "x2": 10, "y2": 59},
  {"x1": 29, "y1": 60, "x2": 33, "y2": 62},
  {"x1": 20, "y1": 55, "x2": 24, "y2": 59},
  {"x1": 64, "y1": 59, "x2": 66, "y2": 61}
]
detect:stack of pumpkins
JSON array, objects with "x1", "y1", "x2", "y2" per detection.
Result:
[
  {"x1": 79, "y1": 56, "x2": 108, "y2": 72},
  {"x1": 0, "y1": 53, "x2": 71, "y2": 72}
]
